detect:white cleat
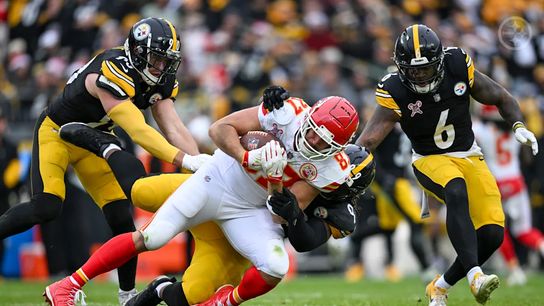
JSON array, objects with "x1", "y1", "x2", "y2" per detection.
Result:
[{"x1": 470, "y1": 272, "x2": 500, "y2": 305}]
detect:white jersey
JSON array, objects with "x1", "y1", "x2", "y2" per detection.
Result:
[
  {"x1": 257, "y1": 98, "x2": 351, "y2": 192},
  {"x1": 473, "y1": 120, "x2": 525, "y2": 199}
]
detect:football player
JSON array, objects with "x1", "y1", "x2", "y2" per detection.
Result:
[
  {"x1": 473, "y1": 105, "x2": 544, "y2": 286},
  {"x1": 0, "y1": 17, "x2": 210, "y2": 304},
  {"x1": 44, "y1": 88, "x2": 361, "y2": 306},
  {"x1": 52, "y1": 86, "x2": 374, "y2": 306},
  {"x1": 356, "y1": 24, "x2": 538, "y2": 306}
]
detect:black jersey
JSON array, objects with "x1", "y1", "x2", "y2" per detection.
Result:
[
  {"x1": 376, "y1": 47, "x2": 476, "y2": 156},
  {"x1": 306, "y1": 195, "x2": 358, "y2": 238},
  {"x1": 375, "y1": 127, "x2": 411, "y2": 178},
  {"x1": 47, "y1": 47, "x2": 179, "y2": 131}
]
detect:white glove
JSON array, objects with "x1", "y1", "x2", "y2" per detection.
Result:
[
  {"x1": 260, "y1": 140, "x2": 287, "y2": 182},
  {"x1": 181, "y1": 153, "x2": 213, "y2": 172},
  {"x1": 513, "y1": 122, "x2": 539, "y2": 156},
  {"x1": 242, "y1": 147, "x2": 264, "y2": 171}
]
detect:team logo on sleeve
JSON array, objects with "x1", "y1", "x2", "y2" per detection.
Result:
[
  {"x1": 313, "y1": 206, "x2": 328, "y2": 219},
  {"x1": 134, "y1": 23, "x2": 151, "y2": 41},
  {"x1": 454, "y1": 82, "x2": 467, "y2": 96},
  {"x1": 149, "y1": 93, "x2": 163, "y2": 104},
  {"x1": 408, "y1": 100, "x2": 423, "y2": 117},
  {"x1": 299, "y1": 163, "x2": 317, "y2": 180}
]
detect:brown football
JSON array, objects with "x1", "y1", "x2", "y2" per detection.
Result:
[{"x1": 240, "y1": 131, "x2": 284, "y2": 151}]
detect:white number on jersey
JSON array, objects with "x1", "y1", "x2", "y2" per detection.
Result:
[{"x1": 434, "y1": 109, "x2": 455, "y2": 149}]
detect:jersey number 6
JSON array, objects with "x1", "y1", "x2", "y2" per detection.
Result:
[{"x1": 434, "y1": 109, "x2": 455, "y2": 149}]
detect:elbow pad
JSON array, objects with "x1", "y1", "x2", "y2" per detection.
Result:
[{"x1": 108, "y1": 101, "x2": 179, "y2": 163}]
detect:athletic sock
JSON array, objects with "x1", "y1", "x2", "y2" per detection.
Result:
[
  {"x1": 230, "y1": 266, "x2": 276, "y2": 305},
  {"x1": 71, "y1": 232, "x2": 138, "y2": 287}
]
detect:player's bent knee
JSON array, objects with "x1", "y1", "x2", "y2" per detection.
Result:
[
  {"x1": 32, "y1": 193, "x2": 63, "y2": 222},
  {"x1": 102, "y1": 200, "x2": 136, "y2": 234},
  {"x1": 140, "y1": 220, "x2": 180, "y2": 251},
  {"x1": 258, "y1": 239, "x2": 289, "y2": 279}
]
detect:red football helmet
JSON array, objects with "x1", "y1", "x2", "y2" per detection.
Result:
[{"x1": 296, "y1": 96, "x2": 359, "y2": 160}]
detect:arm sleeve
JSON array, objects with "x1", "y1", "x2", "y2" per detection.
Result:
[
  {"x1": 107, "y1": 101, "x2": 179, "y2": 163},
  {"x1": 285, "y1": 212, "x2": 331, "y2": 252}
]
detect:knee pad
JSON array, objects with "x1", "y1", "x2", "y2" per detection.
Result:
[
  {"x1": 103, "y1": 199, "x2": 136, "y2": 235},
  {"x1": 141, "y1": 219, "x2": 181, "y2": 251},
  {"x1": 32, "y1": 193, "x2": 63, "y2": 222},
  {"x1": 258, "y1": 239, "x2": 289, "y2": 279},
  {"x1": 444, "y1": 178, "x2": 468, "y2": 207}
]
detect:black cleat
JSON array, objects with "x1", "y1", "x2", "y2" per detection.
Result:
[
  {"x1": 59, "y1": 122, "x2": 123, "y2": 157},
  {"x1": 125, "y1": 275, "x2": 177, "y2": 306}
]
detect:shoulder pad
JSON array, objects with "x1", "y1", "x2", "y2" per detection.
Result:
[
  {"x1": 100, "y1": 57, "x2": 137, "y2": 98},
  {"x1": 308, "y1": 196, "x2": 358, "y2": 237}
]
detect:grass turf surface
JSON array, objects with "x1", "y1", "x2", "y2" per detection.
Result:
[{"x1": 1, "y1": 274, "x2": 543, "y2": 306}]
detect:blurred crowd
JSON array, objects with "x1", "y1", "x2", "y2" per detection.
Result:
[{"x1": 2, "y1": 0, "x2": 544, "y2": 278}]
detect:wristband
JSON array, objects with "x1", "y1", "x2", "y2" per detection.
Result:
[
  {"x1": 241, "y1": 151, "x2": 249, "y2": 168},
  {"x1": 512, "y1": 121, "x2": 525, "y2": 132}
]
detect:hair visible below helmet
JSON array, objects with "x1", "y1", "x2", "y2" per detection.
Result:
[
  {"x1": 125, "y1": 17, "x2": 182, "y2": 85},
  {"x1": 296, "y1": 96, "x2": 359, "y2": 161},
  {"x1": 322, "y1": 144, "x2": 375, "y2": 202},
  {"x1": 394, "y1": 24, "x2": 444, "y2": 94}
]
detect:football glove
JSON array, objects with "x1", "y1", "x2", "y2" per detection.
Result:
[
  {"x1": 260, "y1": 140, "x2": 287, "y2": 183},
  {"x1": 266, "y1": 187, "x2": 302, "y2": 226},
  {"x1": 513, "y1": 121, "x2": 539, "y2": 156},
  {"x1": 262, "y1": 85, "x2": 289, "y2": 111},
  {"x1": 181, "y1": 153, "x2": 213, "y2": 172},
  {"x1": 242, "y1": 147, "x2": 264, "y2": 171}
]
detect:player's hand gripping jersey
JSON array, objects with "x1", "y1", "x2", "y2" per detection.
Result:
[
  {"x1": 376, "y1": 47, "x2": 482, "y2": 159},
  {"x1": 46, "y1": 47, "x2": 179, "y2": 131}
]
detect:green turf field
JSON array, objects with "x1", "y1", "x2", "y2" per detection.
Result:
[{"x1": 1, "y1": 273, "x2": 543, "y2": 306}]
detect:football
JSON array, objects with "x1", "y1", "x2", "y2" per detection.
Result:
[{"x1": 240, "y1": 131, "x2": 283, "y2": 151}]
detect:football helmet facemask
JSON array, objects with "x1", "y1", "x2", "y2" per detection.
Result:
[
  {"x1": 321, "y1": 144, "x2": 375, "y2": 202},
  {"x1": 394, "y1": 24, "x2": 444, "y2": 94},
  {"x1": 125, "y1": 17, "x2": 182, "y2": 86},
  {"x1": 295, "y1": 96, "x2": 359, "y2": 161}
]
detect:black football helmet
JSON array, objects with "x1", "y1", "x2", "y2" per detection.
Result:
[
  {"x1": 394, "y1": 24, "x2": 444, "y2": 94},
  {"x1": 321, "y1": 144, "x2": 376, "y2": 203},
  {"x1": 125, "y1": 17, "x2": 182, "y2": 85}
]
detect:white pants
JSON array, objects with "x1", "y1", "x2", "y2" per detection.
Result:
[
  {"x1": 503, "y1": 189, "x2": 532, "y2": 236},
  {"x1": 140, "y1": 151, "x2": 289, "y2": 278}
]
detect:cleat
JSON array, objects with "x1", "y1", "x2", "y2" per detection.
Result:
[
  {"x1": 470, "y1": 272, "x2": 500, "y2": 305},
  {"x1": 506, "y1": 267, "x2": 527, "y2": 287},
  {"x1": 124, "y1": 275, "x2": 176, "y2": 306},
  {"x1": 197, "y1": 284, "x2": 235, "y2": 306},
  {"x1": 119, "y1": 288, "x2": 138, "y2": 306},
  {"x1": 425, "y1": 275, "x2": 447, "y2": 306},
  {"x1": 43, "y1": 276, "x2": 87, "y2": 306},
  {"x1": 344, "y1": 263, "x2": 364, "y2": 282},
  {"x1": 59, "y1": 122, "x2": 123, "y2": 157},
  {"x1": 385, "y1": 264, "x2": 402, "y2": 282}
]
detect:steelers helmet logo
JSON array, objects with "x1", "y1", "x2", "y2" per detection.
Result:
[
  {"x1": 149, "y1": 93, "x2": 163, "y2": 104},
  {"x1": 299, "y1": 163, "x2": 318, "y2": 180},
  {"x1": 454, "y1": 82, "x2": 467, "y2": 96},
  {"x1": 134, "y1": 23, "x2": 151, "y2": 41}
]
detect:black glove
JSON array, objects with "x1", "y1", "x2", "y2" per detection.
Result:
[
  {"x1": 267, "y1": 187, "x2": 302, "y2": 225},
  {"x1": 262, "y1": 85, "x2": 289, "y2": 111}
]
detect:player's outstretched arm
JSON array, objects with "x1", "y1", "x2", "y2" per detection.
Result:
[
  {"x1": 356, "y1": 105, "x2": 399, "y2": 152},
  {"x1": 151, "y1": 99, "x2": 199, "y2": 155},
  {"x1": 471, "y1": 69, "x2": 524, "y2": 126},
  {"x1": 87, "y1": 74, "x2": 182, "y2": 166},
  {"x1": 471, "y1": 69, "x2": 538, "y2": 155}
]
